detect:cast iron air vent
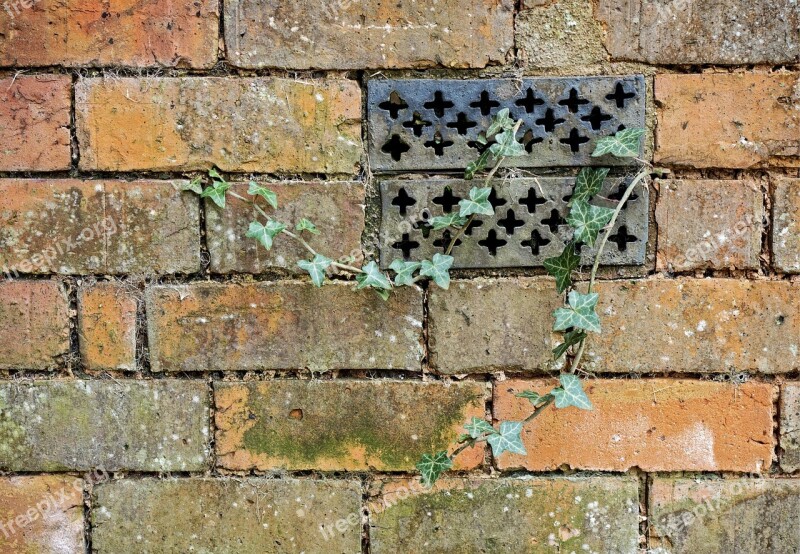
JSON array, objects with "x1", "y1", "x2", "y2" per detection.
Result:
[
  {"x1": 368, "y1": 76, "x2": 646, "y2": 172},
  {"x1": 379, "y1": 178, "x2": 648, "y2": 269}
]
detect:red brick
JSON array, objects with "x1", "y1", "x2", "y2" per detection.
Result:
[
  {"x1": 225, "y1": 0, "x2": 514, "y2": 69},
  {"x1": 76, "y1": 77, "x2": 362, "y2": 173},
  {"x1": 0, "y1": 280, "x2": 69, "y2": 370},
  {"x1": 494, "y1": 379, "x2": 774, "y2": 472},
  {"x1": 78, "y1": 282, "x2": 138, "y2": 371},
  {"x1": 206, "y1": 181, "x2": 365, "y2": 274},
  {"x1": 0, "y1": 179, "x2": 200, "y2": 275},
  {"x1": 0, "y1": 1, "x2": 219, "y2": 68},
  {"x1": 0, "y1": 75, "x2": 70, "y2": 171},
  {"x1": 655, "y1": 73, "x2": 800, "y2": 168},
  {"x1": 655, "y1": 179, "x2": 764, "y2": 271}
]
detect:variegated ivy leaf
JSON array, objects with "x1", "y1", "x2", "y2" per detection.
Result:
[
  {"x1": 459, "y1": 187, "x2": 494, "y2": 218},
  {"x1": 431, "y1": 212, "x2": 468, "y2": 231},
  {"x1": 181, "y1": 178, "x2": 203, "y2": 195},
  {"x1": 567, "y1": 199, "x2": 615, "y2": 246},
  {"x1": 551, "y1": 374, "x2": 593, "y2": 410},
  {"x1": 552, "y1": 329, "x2": 587, "y2": 360},
  {"x1": 464, "y1": 416, "x2": 497, "y2": 439},
  {"x1": 356, "y1": 261, "x2": 392, "y2": 291},
  {"x1": 544, "y1": 242, "x2": 581, "y2": 294},
  {"x1": 389, "y1": 260, "x2": 421, "y2": 286},
  {"x1": 200, "y1": 180, "x2": 231, "y2": 208},
  {"x1": 571, "y1": 167, "x2": 609, "y2": 205},
  {"x1": 247, "y1": 181, "x2": 278, "y2": 209},
  {"x1": 553, "y1": 290, "x2": 601, "y2": 333},
  {"x1": 486, "y1": 108, "x2": 515, "y2": 136},
  {"x1": 420, "y1": 253, "x2": 454, "y2": 290},
  {"x1": 295, "y1": 218, "x2": 320, "y2": 235},
  {"x1": 592, "y1": 128, "x2": 645, "y2": 158},
  {"x1": 489, "y1": 128, "x2": 526, "y2": 159},
  {"x1": 465, "y1": 149, "x2": 491, "y2": 180},
  {"x1": 486, "y1": 421, "x2": 527, "y2": 457},
  {"x1": 417, "y1": 451, "x2": 453, "y2": 488},
  {"x1": 516, "y1": 390, "x2": 542, "y2": 405},
  {"x1": 246, "y1": 220, "x2": 286, "y2": 250},
  {"x1": 297, "y1": 254, "x2": 333, "y2": 287}
]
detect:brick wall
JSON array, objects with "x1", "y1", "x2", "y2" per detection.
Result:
[{"x1": 0, "y1": 1, "x2": 798, "y2": 552}]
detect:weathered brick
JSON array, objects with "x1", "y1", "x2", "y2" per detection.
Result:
[
  {"x1": 207, "y1": 181, "x2": 365, "y2": 274},
  {"x1": 0, "y1": 476, "x2": 84, "y2": 554},
  {"x1": 655, "y1": 73, "x2": 800, "y2": 168},
  {"x1": 656, "y1": 179, "x2": 764, "y2": 271},
  {"x1": 781, "y1": 383, "x2": 800, "y2": 472},
  {"x1": 0, "y1": 281, "x2": 69, "y2": 370},
  {"x1": 76, "y1": 77, "x2": 362, "y2": 173},
  {"x1": 649, "y1": 478, "x2": 800, "y2": 553},
  {"x1": 587, "y1": 278, "x2": 799, "y2": 373},
  {"x1": 78, "y1": 282, "x2": 138, "y2": 371},
  {"x1": 147, "y1": 282, "x2": 424, "y2": 372},
  {"x1": 494, "y1": 379, "x2": 774, "y2": 472},
  {"x1": 215, "y1": 380, "x2": 485, "y2": 471},
  {"x1": 92, "y1": 478, "x2": 362, "y2": 553},
  {"x1": 428, "y1": 279, "x2": 563, "y2": 374},
  {"x1": 0, "y1": 76, "x2": 70, "y2": 171},
  {"x1": 0, "y1": 180, "x2": 200, "y2": 275},
  {"x1": 598, "y1": 0, "x2": 800, "y2": 64},
  {"x1": 0, "y1": 1, "x2": 219, "y2": 68},
  {"x1": 369, "y1": 477, "x2": 639, "y2": 553},
  {"x1": 0, "y1": 380, "x2": 209, "y2": 472},
  {"x1": 225, "y1": 0, "x2": 514, "y2": 69},
  {"x1": 773, "y1": 177, "x2": 800, "y2": 273}
]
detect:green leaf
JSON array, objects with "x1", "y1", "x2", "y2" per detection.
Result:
[
  {"x1": 571, "y1": 167, "x2": 609, "y2": 205},
  {"x1": 464, "y1": 417, "x2": 497, "y2": 439},
  {"x1": 431, "y1": 212, "x2": 468, "y2": 231},
  {"x1": 356, "y1": 261, "x2": 392, "y2": 291},
  {"x1": 543, "y1": 243, "x2": 581, "y2": 294},
  {"x1": 420, "y1": 253, "x2": 454, "y2": 289},
  {"x1": 552, "y1": 329, "x2": 587, "y2": 360},
  {"x1": 297, "y1": 254, "x2": 333, "y2": 287},
  {"x1": 181, "y1": 178, "x2": 203, "y2": 195},
  {"x1": 489, "y1": 129, "x2": 526, "y2": 158},
  {"x1": 592, "y1": 128, "x2": 645, "y2": 158},
  {"x1": 567, "y1": 199, "x2": 615, "y2": 246},
  {"x1": 516, "y1": 390, "x2": 542, "y2": 405},
  {"x1": 389, "y1": 260, "x2": 421, "y2": 286},
  {"x1": 247, "y1": 181, "x2": 278, "y2": 209},
  {"x1": 373, "y1": 288, "x2": 391, "y2": 301},
  {"x1": 465, "y1": 149, "x2": 491, "y2": 180},
  {"x1": 246, "y1": 220, "x2": 286, "y2": 250},
  {"x1": 486, "y1": 421, "x2": 527, "y2": 457},
  {"x1": 200, "y1": 180, "x2": 231, "y2": 208},
  {"x1": 553, "y1": 290, "x2": 601, "y2": 333},
  {"x1": 208, "y1": 168, "x2": 225, "y2": 181},
  {"x1": 551, "y1": 374, "x2": 593, "y2": 410},
  {"x1": 486, "y1": 108, "x2": 515, "y2": 136},
  {"x1": 459, "y1": 187, "x2": 494, "y2": 218},
  {"x1": 417, "y1": 451, "x2": 453, "y2": 488},
  {"x1": 295, "y1": 218, "x2": 320, "y2": 235}
]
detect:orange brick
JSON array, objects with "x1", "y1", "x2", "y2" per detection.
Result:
[
  {"x1": 0, "y1": 75, "x2": 71, "y2": 171},
  {"x1": 655, "y1": 73, "x2": 800, "y2": 168},
  {"x1": 0, "y1": 280, "x2": 69, "y2": 370},
  {"x1": 0, "y1": 1, "x2": 219, "y2": 68},
  {"x1": 78, "y1": 282, "x2": 138, "y2": 371},
  {"x1": 494, "y1": 379, "x2": 774, "y2": 472}
]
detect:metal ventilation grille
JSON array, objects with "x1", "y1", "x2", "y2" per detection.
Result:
[
  {"x1": 379, "y1": 177, "x2": 649, "y2": 269},
  {"x1": 368, "y1": 76, "x2": 646, "y2": 172}
]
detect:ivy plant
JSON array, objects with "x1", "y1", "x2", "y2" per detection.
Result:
[{"x1": 183, "y1": 109, "x2": 647, "y2": 488}]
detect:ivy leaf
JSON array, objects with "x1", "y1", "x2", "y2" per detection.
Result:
[
  {"x1": 431, "y1": 212, "x2": 468, "y2": 231},
  {"x1": 553, "y1": 290, "x2": 601, "y2": 333},
  {"x1": 552, "y1": 329, "x2": 587, "y2": 360},
  {"x1": 464, "y1": 417, "x2": 497, "y2": 439},
  {"x1": 295, "y1": 218, "x2": 320, "y2": 235},
  {"x1": 297, "y1": 254, "x2": 333, "y2": 287},
  {"x1": 356, "y1": 261, "x2": 392, "y2": 291},
  {"x1": 200, "y1": 180, "x2": 230, "y2": 209},
  {"x1": 417, "y1": 451, "x2": 453, "y2": 488},
  {"x1": 246, "y1": 220, "x2": 286, "y2": 250},
  {"x1": 389, "y1": 260, "x2": 421, "y2": 286},
  {"x1": 181, "y1": 178, "x2": 203, "y2": 195},
  {"x1": 567, "y1": 199, "x2": 615, "y2": 246},
  {"x1": 465, "y1": 150, "x2": 491, "y2": 180},
  {"x1": 489, "y1": 129, "x2": 526, "y2": 158},
  {"x1": 420, "y1": 253, "x2": 454, "y2": 289},
  {"x1": 247, "y1": 181, "x2": 278, "y2": 209},
  {"x1": 486, "y1": 108, "x2": 515, "y2": 136},
  {"x1": 571, "y1": 167, "x2": 609, "y2": 205},
  {"x1": 592, "y1": 128, "x2": 645, "y2": 158},
  {"x1": 544, "y1": 243, "x2": 581, "y2": 294},
  {"x1": 459, "y1": 187, "x2": 494, "y2": 218},
  {"x1": 516, "y1": 390, "x2": 542, "y2": 405},
  {"x1": 486, "y1": 421, "x2": 527, "y2": 457},
  {"x1": 551, "y1": 374, "x2": 593, "y2": 410}
]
